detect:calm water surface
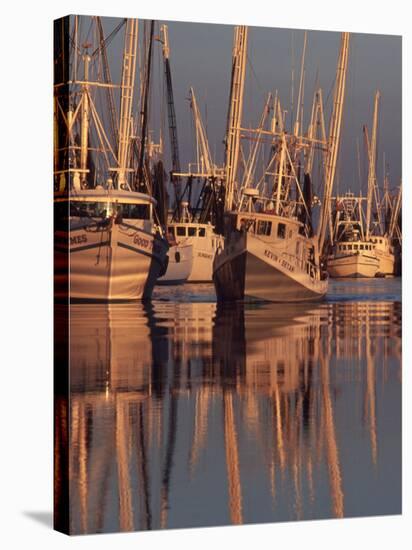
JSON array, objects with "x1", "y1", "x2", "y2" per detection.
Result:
[{"x1": 55, "y1": 278, "x2": 401, "y2": 534}]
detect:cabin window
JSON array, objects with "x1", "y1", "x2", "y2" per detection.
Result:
[
  {"x1": 379, "y1": 239, "x2": 383, "y2": 244},
  {"x1": 120, "y1": 203, "x2": 150, "y2": 220},
  {"x1": 69, "y1": 203, "x2": 80, "y2": 217},
  {"x1": 348, "y1": 245, "x2": 352, "y2": 250},
  {"x1": 342, "y1": 245, "x2": 346, "y2": 251},
  {"x1": 71, "y1": 201, "x2": 106, "y2": 218},
  {"x1": 168, "y1": 227, "x2": 175, "y2": 238},
  {"x1": 360, "y1": 244, "x2": 364, "y2": 250},
  {"x1": 176, "y1": 226, "x2": 186, "y2": 237},
  {"x1": 257, "y1": 220, "x2": 272, "y2": 236},
  {"x1": 69, "y1": 201, "x2": 151, "y2": 220},
  {"x1": 354, "y1": 244, "x2": 358, "y2": 250},
  {"x1": 277, "y1": 223, "x2": 286, "y2": 239},
  {"x1": 240, "y1": 218, "x2": 255, "y2": 232},
  {"x1": 198, "y1": 227, "x2": 206, "y2": 237},
  {"x1": 188, "y1": 227, "x2": 196, "y2": 237}
]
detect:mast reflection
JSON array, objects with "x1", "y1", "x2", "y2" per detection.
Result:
[{"x1": 54, "y1": 299, "x2": 401, "y2": 533}]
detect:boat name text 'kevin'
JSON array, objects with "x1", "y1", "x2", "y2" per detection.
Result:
[{"x1": 264, "y1": 249, "x2": 295, "y2": 272}]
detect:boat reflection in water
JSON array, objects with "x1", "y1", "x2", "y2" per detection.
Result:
[{"x1": 55, "y1": 292, "x2": 401, "y2": 534}]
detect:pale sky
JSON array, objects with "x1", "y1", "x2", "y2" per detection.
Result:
[{"x1": 84, "y1": 16, "x2": 402, "y2": 194}]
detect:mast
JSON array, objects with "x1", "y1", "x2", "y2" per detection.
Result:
[
  {"x1": 190, "y1": 87, "x2": 214, "y2": 175},
  {"x1": 224, "y1": 26, "x2": 248, "y2": 212},
  {"x1": 365, "y1": 90, "x2": 380, "y2": 238},
  {"x1": 160, "y1": 25, "x2": 181, "y2": 212},
  {"x1": 317, "y1": 32, "x2": 350, "y2": 254},
  {"x1": 293, "y1": 31, "x2": 307, "y2": 137},
  {"x1": 241, "y1": 93, "x2": 272, "y2": 193},
  {"x1": 80, "y1": 51, "x2": 91, "y2": 187},
  {"x1": 96, "y1": 17, "x2": 120, "y2": 154},
  {"x1": 275, "y1": 134, "x2": 287, "y2": 215},
  {"x1": 117, "y1": 18, "x2": 139, "y2": 190},
  {"x1": 136, "y1": 20, "x2": 155, "y2": 192},
  {"x1": 305, "y1": 88, "x2": 326, "y2": 176}
]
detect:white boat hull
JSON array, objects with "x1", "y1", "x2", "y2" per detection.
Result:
[
  {"x1": 158, "y1": 243, "x2": 193, "y2": 285},
  {"x1": 213, "y1": 232, "x2": 327, "y2": 302},
  {"x1": 170, "y1": 223, "x2": 224, "y2": 282},
  {"x1": 375, "y1": 250, "x2": 395, "y2": 276},
  {"x1": 327, "y1": 252, "x2": 379, "y2": 278},
  {"x1": 55, "y1": 219, "x2": 168, "y2": 301},
  {"x1": 187, "y1": 238, "x2": 220, "y2": 282}
]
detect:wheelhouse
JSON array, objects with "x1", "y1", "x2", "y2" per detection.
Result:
[
  {"x1": 54, "y1": 189, "x2": 156, "y2": 222},
  {"x1": 168, "y1": 223, "x2": 209, "y2": 238}
]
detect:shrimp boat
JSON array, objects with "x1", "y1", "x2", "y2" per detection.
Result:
[
  {"x1": 167, "y1": 203, "x2": 224, "y2": 282},
  {"x1": 168, "y1": 221, "x2": 222, "y2": 282},
  {"x1": 213, "y1": 28, "x2": 350, "y2": 302},
  {"x1": 327, "y1": 194, "x2": 397, "y2": 278},
  {"x1": 327, "y1": 238, "x2": 379, "y2": 278},
  {"x1": 327, "y1": 193, "x2": 379, "y2": 278},
  {"x1": 165, "y1": 81, "x2": 226, "y2": 283},
  {"x1": 159, "y1": 34, "x2": 224, "y2": 283},
  {"x1": 54, "y1": 188, "x2": 168, "y2": 300},
  {"x1": 327, "y1": 92, "x2": 397, "y2": 278},
  {"x1": 214, "y1": 189, "x2": 328, "y2": 302},
  {"x1": 54, "y1": 17, "x2": 168, "y2": 301}
]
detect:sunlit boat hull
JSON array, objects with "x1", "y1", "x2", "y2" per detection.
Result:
[
  {"x1": 375, "y1": 250, "x2": 395, "y2": 276},
  {"x1": 373, "y1": 235, "x2": 395, "y2": 275},
  {"x1": 327, "y1": 252, "x2": 379, "y2": 278},
  {"x1": 158, "y1": 243, "x2": 193, "y2": 285},
  {"x1": 55, "y1": 220, "x2": 168, "y2": 301},
  {"x1": 213, "y1": 233, "x2": 327, "y2": 302},
  {"x1": 170, "y1": 223, "x2": 224, "y2": 283},
  {"x1": 187, "y1": 236, "x2": 223, "y2": 282}
]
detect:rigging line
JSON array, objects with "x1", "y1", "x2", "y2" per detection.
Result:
[
  {"x1": 324, "y1": 74, "x2": 336, "y2": 111},
  {"x1": 67, "y1": 16, "x2": 81, "y2": 70},
  {"x1": 91, "y1": 18, "x2": 127, "y2": 58},
  {"x1": 324, "y1": 37, "x2": 345, "y2": 112},
  {"x1": 246, "y1": 53, "x2": 264, "y2": 94},
  {"x1": 83, "y1": 17, "x2": 94, "y2": 48},
  {"x1": 69, "y1": 31, "x2": 82, "y2": 56}
]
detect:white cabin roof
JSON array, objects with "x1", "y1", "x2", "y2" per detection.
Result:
[{"x1": 54, "y1": 188, "x2": 157, "y2": 206}]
